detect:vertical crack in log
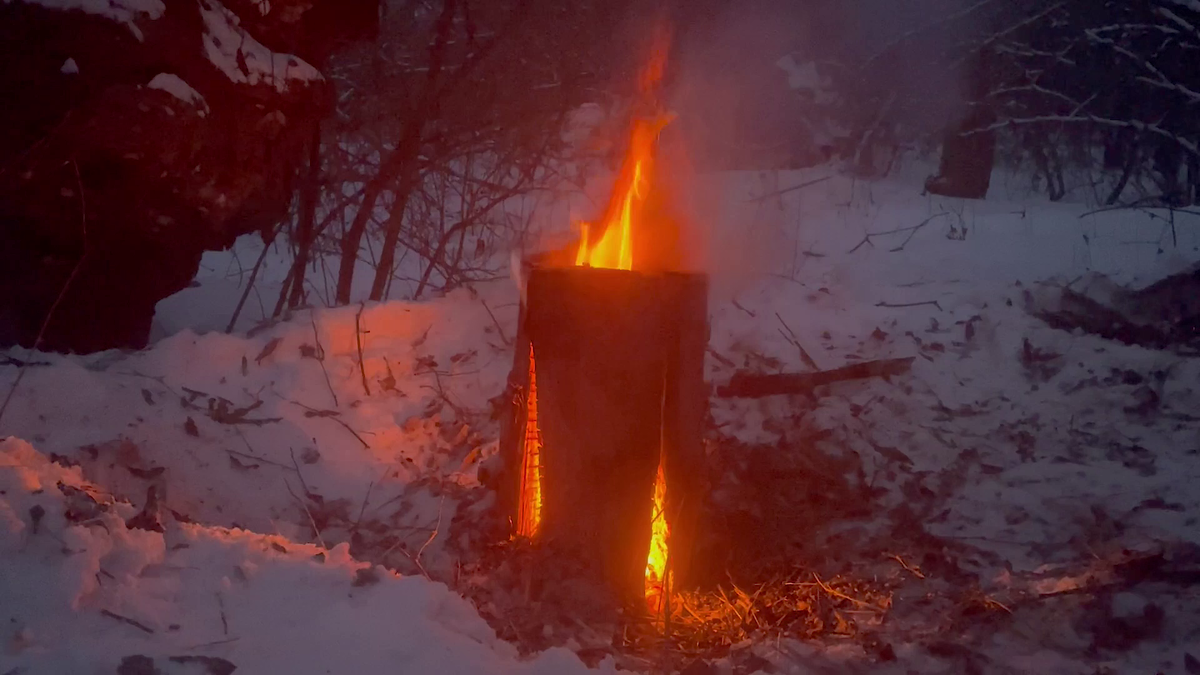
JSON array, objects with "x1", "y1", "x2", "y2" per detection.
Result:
[
  {"x1": 646, "y1": 364, "x2": 670, "y2": 614},
  {"x1": 516, "y1": 343, "x2": 543, "y2": 538}
]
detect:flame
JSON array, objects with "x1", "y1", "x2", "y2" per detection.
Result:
[
  {"x1": 575, "y1": 26, "x2": 675, "y2": 272},
  {"x1": 515, "y1": 344, "x2": 542, "y2": 538},
  {"x1": 645, "y1": 459, "x2": 670, "y2": 613}
]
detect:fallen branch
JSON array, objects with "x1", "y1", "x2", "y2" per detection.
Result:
[{"x1": 716, "y1": 357, "x2": 915, "y2": 398}]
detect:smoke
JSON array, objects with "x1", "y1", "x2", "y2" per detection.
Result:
[{"x1": 646, "y1": 0, "x2": 998, "y2": 298}]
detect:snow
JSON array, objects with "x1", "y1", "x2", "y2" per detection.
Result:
[
  {"x1": 5, "y1": 164, "x2": 1200, "y2": 672},
  {"x1": 198, "y1": 0, "x2": 323, "y2": 94},
  {"x1": 60, "y1": 57, "x2": 79, "y2": 75},
  {"x1": 0, "y1": 437, "x2": 612, "y2": 674},
  {"x1": 148, "y1": 73, "x2": 209, "y2": 117},
  {"x1": 15, "y1": 0, "x2": 165, "y2": 41}
]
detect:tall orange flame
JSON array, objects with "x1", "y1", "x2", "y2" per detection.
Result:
[{"x1": 575, "y1": 23, "x2": 675, "y2": 273}]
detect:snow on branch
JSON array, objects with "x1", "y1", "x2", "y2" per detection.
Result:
[
  {"x1": 198, "y1": 0, "x2": 323, "y2": 94},
  {"x1": 20, "y1": 0, "x2": 164, "y2": 40},
  {"x1": 1085, "y1": 28, "x2": 1200, "y2": 105},
  {"x1": 967, "y1": 115, "x2": 1200, "y2": 157}
]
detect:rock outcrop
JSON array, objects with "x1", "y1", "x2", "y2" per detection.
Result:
[{"x1": 0, "y1": 0, "x2": 377, "y2": 352}]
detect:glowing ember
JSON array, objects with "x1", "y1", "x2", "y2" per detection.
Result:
[
  {"x1": 515, "y1": 344, "x2": 542, "y2": 538},
  {"x1": 645, "y1": 459, "x2": 670, "y2": 613}
]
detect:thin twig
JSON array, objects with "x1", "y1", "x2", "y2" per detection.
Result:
[
  {"x1": 890, "y1": 212, "x2": 949, "y2": 252},
  {"x1": 890, "y1": 554, "x2": 926, "y2": 579},
  {"x1": 229, "y1": 427, "x2": 292, "y2": 470},
  {"x1": 812, "y1": 573, "x2": 887, "y2": 612},
  {"x1": 289, "y1": 448, "x2": 314, "y2": 495},
  {"x1": 310, "y1": 314, "x2": 339, "y2": 407},
  {"x1": 480, "y1": 297, "x2": 511, "y2": 346},
  {"x1": 101, "y1": 609, "x2": 155, "y2": 634},
  {"x1": 283, "y1": 399, "x2": 370, "y2": 448},
  {"x1": 0, "y1": 159, "x2": 89, "y2": 430},
  {"x1": 184, "y1": 636, "x2": 241, "y2": 650},
  {"x1": 216, "y1": 592, "x2": 229, "y2": 634},
  {"x1": 226, "y1": 225, "x2": 279, "y2": 333},
  {"x1": 354, "y1": 465, "x2": 392, "y2": 530},
  {"x1": 875, "y1": 300, "x2": 943, "y2": 311},
  {"x1": 731, "y1": 299, "x2": 756, "y2": 318},
  {"x1": 745, "y1": 175, "x2": 832, "y2": 203},
  {"x1": 283, "y1": 478, "x2": 327, "y2": 550},
  {"x1": 416, "y1": 494, "x2": 446, "y2": 564},
  {"x1": 848, "y1": 212, "x2": 948, "y2": 254},
  {"x1": 775, "y1": 313, "x2": 819, "y2": 371},
  {"x1": 355, "y1": 303, "x2": 371, "y2": 396}
]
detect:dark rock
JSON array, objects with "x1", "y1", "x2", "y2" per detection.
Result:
[{"x1": 0, "y1": 0, "x2": 378, "y2": 353}]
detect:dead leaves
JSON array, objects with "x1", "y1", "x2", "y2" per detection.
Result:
[{"x1": 178, "y1": 387, "x2": 281, "y2": 427}]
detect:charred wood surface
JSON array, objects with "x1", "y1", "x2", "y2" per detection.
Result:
[{"x1": 499, "y1": 265, "x2": 708, "y2": 606}]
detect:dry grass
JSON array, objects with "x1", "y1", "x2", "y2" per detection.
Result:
[{"x1": 624, "y1": 568, "x2": 894, "y2": 660}]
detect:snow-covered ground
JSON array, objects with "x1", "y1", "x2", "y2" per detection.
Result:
[{"x1": 4, "y1": 167, "x2": 1200, "y2": 674}]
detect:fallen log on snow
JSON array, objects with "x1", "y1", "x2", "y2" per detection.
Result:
[
  {"x1": 716, "y1": 357, "x2": 915, "y2": 399},
  {"x1": 1024, "y1": 265, "x2": 1200, "y2": 353}
]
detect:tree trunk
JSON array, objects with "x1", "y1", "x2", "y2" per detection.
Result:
[
  {"x1": 288, "y1": 120, "x2": 322, "y2": 309},
  {"x1": 368, "y1": 178, "x2": 416, "y2": 301}
]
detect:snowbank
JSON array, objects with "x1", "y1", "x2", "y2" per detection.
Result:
[
  {"x1": 18, "y1": 0, "x2": 164, "y2": 40},
  {"x1": 0, "y1": 437, "x2": 609, "y2": 674}
]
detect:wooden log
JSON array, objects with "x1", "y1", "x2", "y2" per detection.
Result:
[
  {"x1": 498, "y1": 264, "x2": 709, "y2": 606},
  {"x1": 716, "y1": 357, "x2": 915, "y2": 399}
]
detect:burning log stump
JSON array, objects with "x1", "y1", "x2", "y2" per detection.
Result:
[{"x1": 498, "y1": 263, "x2": 708, "y2": 610}]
